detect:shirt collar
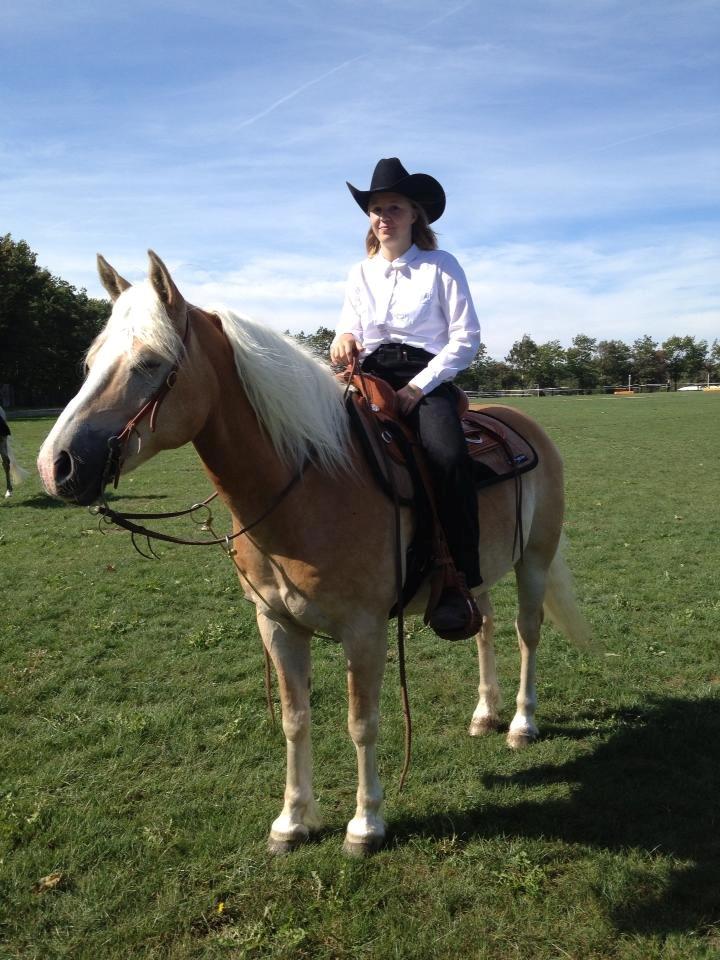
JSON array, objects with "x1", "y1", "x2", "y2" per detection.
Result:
[{"x1": 379, "y1": 243, "x2": 420, "y2": 278}]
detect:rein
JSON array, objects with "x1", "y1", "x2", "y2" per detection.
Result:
[
  {"x1": 93, "y1": 470, "x2": 304, "y2": 556},
  {"x1": 344, "y1": 357, "x2": 413, "y2": 791}
]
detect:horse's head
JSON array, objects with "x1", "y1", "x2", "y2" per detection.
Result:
[{"x1": 38, "y1": 251, "x2": 214, "y2": 504}]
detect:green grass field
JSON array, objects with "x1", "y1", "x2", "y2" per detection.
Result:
[{"x1": 2, "y1": 394, "x2": 719, "y2": 959}]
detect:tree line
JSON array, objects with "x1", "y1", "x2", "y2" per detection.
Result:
[
  {"x1": 295, "y1": 329, "x2": 720, "y2": 392},
  {"x1": 0, "y1": 235, "x2": 111, "y2": 407},
  {"x1": 2, "y1": 235, "x2": 717, "y2": 408}
]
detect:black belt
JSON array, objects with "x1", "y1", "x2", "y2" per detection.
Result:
[{"x1": 369, "y1": 343, "x2": 434, "y2": 363}]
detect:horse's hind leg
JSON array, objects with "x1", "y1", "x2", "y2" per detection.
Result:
[
  {"x1": 2, "y1": 448, "x2": 11, "y2": 498},
  {"x1": 257, "y1": 609, "x2": 322, "y2": 853},
  {"x1": 507, "y1": 553, "x2": 548, "y2": 749},
  {"x1": 341, "y1": 619, "x2": 388, "y2": 856},
  {"x1": 469, "y1": 593, "x2": 503, "y2": 736}
]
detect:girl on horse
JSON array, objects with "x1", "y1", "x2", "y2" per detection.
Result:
[{"x1": 330, "y1": 158, "x2": 482, "y2": 637}]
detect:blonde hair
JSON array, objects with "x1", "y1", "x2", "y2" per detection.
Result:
[{"x1": 365, "y1": 200, "x2": 438, "y2": 256}]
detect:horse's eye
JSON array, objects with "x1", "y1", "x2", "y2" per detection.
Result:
[{"x1": 140, "y1": 358, "x2": 163, "y2": 374}]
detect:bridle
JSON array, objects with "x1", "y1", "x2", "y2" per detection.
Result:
[
  {"x1": 93, "y1": 308, "x2": 305, "y2": 557},
  {"x1": 101, "y1": 312, "x2": 190, "y2": 492}
]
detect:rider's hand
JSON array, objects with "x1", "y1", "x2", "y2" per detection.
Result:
[
  {"x1": 396, "y1": 384, "x2": 424, "y2": 416},
  {"x1": 330, "y1": 334, "x2": 363, "y2": 366}
]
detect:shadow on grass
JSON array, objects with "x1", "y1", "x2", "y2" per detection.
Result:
[
  {"x1": 391, "y1": 695, "x2": 720, "y2": 938},
  {"x1": 18, "y1": 493, "x2": 69, "y2": 509},
  {"x1": 22, "y1": 493, "x2": 168, "y2": 509}
]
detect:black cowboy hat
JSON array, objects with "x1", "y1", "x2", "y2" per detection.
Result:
[{"x1": 346, "y1": 157, "x2": 446, "y2": 223}]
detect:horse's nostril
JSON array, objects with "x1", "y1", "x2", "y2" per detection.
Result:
[{"x1": 54, "y1": 451, "x2": 73, "y2": 486}]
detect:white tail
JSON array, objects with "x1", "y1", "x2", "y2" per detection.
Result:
[
  {"x1": 543, "y1": 540, "x2": 596, "y2": 652},
  {"x1": 2, "y1": 436, "x2": 29, "y2": 490},
  {"x1": 8, "y1": 439, "x2": 29, "y2": 486}
]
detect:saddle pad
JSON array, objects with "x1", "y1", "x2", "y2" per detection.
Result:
[{"x1": 462, "y1": 410, "x2": 538, "y2": 488}]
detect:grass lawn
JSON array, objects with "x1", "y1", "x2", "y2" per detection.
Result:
[{"x1": 1, "y1": 393, "x2": 719, "y2": 959}]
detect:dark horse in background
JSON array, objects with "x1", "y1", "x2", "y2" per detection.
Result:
[{"x1": 1, "y1": 405, "x2": 27, "y2": 499}]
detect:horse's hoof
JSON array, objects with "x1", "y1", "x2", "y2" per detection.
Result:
[
  {"x1": 469, "y1": 717, "x2": 501, "y2": 737},
  {"x1": 4, "y1": 491, "x2": 11, "y2": 499},
  {"x1": 343, "y1": 834, "x2": 385, "y2": 858},
  {"x1": 506, "y1": 731, "x2": 538, "y2": 749},
  {"x1": 267, "y1": 833, "x2": 309, "y2": 855}
]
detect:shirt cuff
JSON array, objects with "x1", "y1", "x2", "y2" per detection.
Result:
[{"x1": 409, "y1": 368, "x2": 441, "y2": 394}]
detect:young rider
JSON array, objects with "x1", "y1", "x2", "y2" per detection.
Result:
[{"x1": 331, "y1": 157, "x2": 482, "y2": 638}]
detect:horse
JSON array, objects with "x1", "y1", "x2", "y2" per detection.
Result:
[
  {"x1": 1, "y1": 405, "x2": 28, "y2": 499},
  {"x1": 37, "y1": 250, "x2": 591, "y2": 856}
]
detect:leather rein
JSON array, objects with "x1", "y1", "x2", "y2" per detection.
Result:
[{"x1": 93, "y1": 309, "x2": 305, "y2": 557}]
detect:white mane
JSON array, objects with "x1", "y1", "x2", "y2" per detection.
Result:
[
  {"x1": 89, "y1": 283, "x2": 351, "y2": 475},
  {"x1": 213, "y1": 309, "x2": 351, "y2": 475}
]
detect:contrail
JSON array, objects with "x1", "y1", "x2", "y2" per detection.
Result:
[
  {"x1": 587, "y1": 112, "x2": 720, "y2": 155},
  {"x1": 236, "y1": 54, "x2": 365, "y2": 130},
  {"x1": 416, "y1": 0, "x2": 473, "y2": 34},
  {"x1": 235, "y1": 2, "x2": 472, "y2": 131}
]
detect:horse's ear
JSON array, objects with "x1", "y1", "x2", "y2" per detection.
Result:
[
  {"x1": 147, "y1": 250, "x2": 183, "y2": 309},
  {"x1": 97, "y1": 254, "x2": 131, "y2": 302}
]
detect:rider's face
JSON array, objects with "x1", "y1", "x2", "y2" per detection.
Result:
[{"x1": 368, "y1": 193, "x2": 416, "y2": 248}]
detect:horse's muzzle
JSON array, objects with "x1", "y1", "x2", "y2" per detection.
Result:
[{"x1": 38, "y1": 424, "x2": 111, "y2": 505}]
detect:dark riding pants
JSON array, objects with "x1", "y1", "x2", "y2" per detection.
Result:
[{"x1": 361, "y1": 344, "x2": 481, "y2": 587}]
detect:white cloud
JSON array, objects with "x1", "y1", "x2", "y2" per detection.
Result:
[
  {"x1": 459, "y1": 236, "x2": 720, "y2": 357},
  {"x1": 80, "y1": 235, "x2": 715, "y2": 361}
]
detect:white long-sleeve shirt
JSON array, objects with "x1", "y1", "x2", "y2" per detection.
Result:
[{"x1": 337, "y1": 244, "x2": 481, "y2": 395}]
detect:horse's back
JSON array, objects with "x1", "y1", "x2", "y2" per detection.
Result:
[
  {"x1": 469, "y1": 402, "x2": 565, "y2": 586},
  {"x1": 471, "y1": 402, "x2": 560, "y2": 453}
]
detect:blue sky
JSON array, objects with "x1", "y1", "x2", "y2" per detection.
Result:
[{"x1": 2, "y1": 0, "x2": 718, "y2": 359}]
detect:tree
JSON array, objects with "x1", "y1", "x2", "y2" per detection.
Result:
[
  {"x1": 0, "y1": 236, "x2": 46, "y2": 397},
  {"x1": 706, "y1": 339, "x2": 720, "y2": 382},
  {"x1": 505, "y1": 335, "x2": 539, "y2": 387},
  {"x1": 0, "y1": 234, "x2": 111, "y2": 406},
  {"x1": 565, "y1": 334, "x2": 599, "y2": 391},
  {"x1": 631, "y1": 335, "x2": 667, "y2": 384},
  {"x1": 294, "y1": 326, "x2": 335, "y2": 362},
  {"x1": 532, "y1": 340, "x2": 566, "y2": 389},
  {"x1": 455, "y1": 342, "x2": 491, "y2": 391},
  {"x1": 662, "y1": 335, "x2": 708, "y2": 390},
  {"x1": 596, "y1": 339, "x2": 632, "y2": 387}
]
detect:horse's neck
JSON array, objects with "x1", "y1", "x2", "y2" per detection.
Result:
[{"x1": 190, "y1": 326, "x2": 296, "y2": 523}]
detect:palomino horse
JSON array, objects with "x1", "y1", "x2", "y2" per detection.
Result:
[
  {"x1": 38, "y1": 251, "x2": 591, "y2": 855},
  {"x1": 1, "y1": 405, "x2": 28, "y2": 499}
]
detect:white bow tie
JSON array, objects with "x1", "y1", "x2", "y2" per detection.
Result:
[{"x1": 384, "y1": 261, "x2": 410, "y2": 279}]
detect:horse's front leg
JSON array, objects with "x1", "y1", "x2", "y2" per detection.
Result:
[
  {"x1": 341, "y1": 620, "x2": 388, "y2": 856},
  {"x1": 256, "y1": 609, "x2": 321, "y2": 853}
]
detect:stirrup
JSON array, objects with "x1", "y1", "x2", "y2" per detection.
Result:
[{"x1": 425, "y1": 573, "x2": 482, "y2": 641}]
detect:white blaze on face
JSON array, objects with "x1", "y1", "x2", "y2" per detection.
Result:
[{"x1": 36, "y1": 342, "x2": 131, "y2": 496}]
